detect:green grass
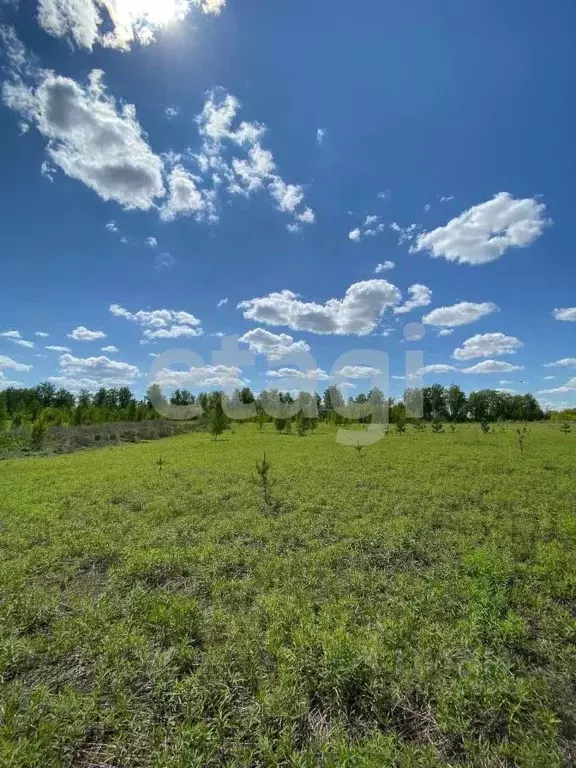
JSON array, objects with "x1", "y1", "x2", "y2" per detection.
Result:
[{"x1": 1, "y1": 423, "x2": 575, "y2": 767}]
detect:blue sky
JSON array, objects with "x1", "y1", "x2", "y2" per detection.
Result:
[{"x1": 0, "y1": 0, "x2": 575, "y2": 407}]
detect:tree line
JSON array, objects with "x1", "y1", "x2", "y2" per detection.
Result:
[{"x1": 0, "y1": 381, "x2": 549, "y2": 431}]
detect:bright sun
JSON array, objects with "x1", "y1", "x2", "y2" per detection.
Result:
[{"x1": 129, "y1": 0, "x2": 190, "y2": 28}]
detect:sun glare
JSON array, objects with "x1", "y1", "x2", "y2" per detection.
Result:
[{"x1": 129, "y1": 0, "x2": 191, "y2": 29}]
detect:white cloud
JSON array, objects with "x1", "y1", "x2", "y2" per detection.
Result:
[
  {"x1": 109, "y1": 303, "x2": 203, "y2": 340},
  {"x1": 537, "y1": 378, "x2": 576, "y2": 395},
  {"x1": 422, "y1": 301, "x2": 498, "y2": 328},
  {"x1": 412, "y1": 193, "x2": 549, "y2": 265},
  {"x1": 553, "y1": 308, "x2": 576, "y2": 322},
  {"x1": 217, "y1": 298, "x2": 229, "y2": 308},
  {"x1": 440, "y1": 195, "x2": 455, "y2": 203},
  {"x1": 394, "y1": 284, "x2": 432, "y2": 315},
  {"x1": 375, "y1": 261, "x2": 395, "y2": 273},
  {"x1": 153, "y1": 364, "x2": 244, "y2": 390},
  {"x1": 68, "y1": 326, "x2": 107, "y2": 341},
  {"x1": 499, "y1": 380, "x2": 513, "y2": 385},
  {"x1": 438, "y1": 329, "x2": 454, "y2": 337},
  {"x1": 0, "y1": 331, "x2": 35, "y2": 349},
  {"x1": 145, "y1": 236, "x2": 158, "y2": 248},
  {"x1": 101, "y1": 345, "x2": 119, "y2": 353},
  {"x1": 238, "y1": 279, "x2": 402, "y2": 336},
  {"x1": 335, "y1": 365, "x2": 381, "y2": 379},
  {"x1": 390, "y1": 221, "x2": 419, "y2": 245},
  {"x1": 35, "y1": 331, "x2": 49, "y2": 338},
  {"x1": 413, "y1": 364, "x2": 459, "y2": 377},
  {"x1": 348, "y1": 215, "x2": 386, "y2": 242},
  {"x1": 452, "y1": 333, "x2": 523, "y2": 361},
  {"x1": 160, "y1": 165, "x2": 217, "y2": 222},
  {"x1": 105, "y1": 220, "x2": 118, "y2": 232},
  {"x1": 544, "y1": 358, "x2": 576, "y2": 368},
  {"x1": 0, "y1": 371, "x2": 23, "y2": 389},
  {"x1": 462, "y1": 360, "x2": 524, "y2": 374},
  {"x1": 0, "y1": 355, "x2": 32, "y2": 372},
  {"x1": 165, "y1": 106, "x2": 179, "y2": 119},
  {"x1": 266, "y1": 368, "x2": 330, "y2": 380},
  {"x1": 37, "y1": 0, "x2": 224, "y2": 53},
  {"x1": 316, "y1": 128, "x2": 325, "y2": 145},
  {"x1": 46, "y1": 345, "x2": 71, "y2": 352},
  {"x1": 424, "y1": 203, "x2": 431, "y2": 212},
  {"x1": 195, "y1": 88, "x2": 314, "y2": 230},
  {"x1": 543, "y1": 376, "x2": 556, "y2": 381},
  {"x1": 3, "y1": 70, "x2": 165, "y2": 210},
  {"x1": 239, "y1": 328, "x2": 310, "y2": 360},
  {"x1": 58, "y1": 352, "x2": 139, "y2": 380}
]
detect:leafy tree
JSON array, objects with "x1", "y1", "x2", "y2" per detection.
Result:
[
  {"x1": 446, "y1": 385, "x2": 467, "y2": 422},
  {"x1": 208, "y1": 392, "x2": 228, "y2": 440}
]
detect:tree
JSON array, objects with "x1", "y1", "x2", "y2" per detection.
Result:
[
  {"x1": 295, "y1": 409, "x2": 308, "y2": 436},
  {"x1": 0, "y1": 398, "x2": 7, "y2": 430},
  {"x1": 446, "y1": 385, "x2": 467, "y2": 422},
  {"x1": 208, "y1": 392, "x2": 228, "y2": 440}
]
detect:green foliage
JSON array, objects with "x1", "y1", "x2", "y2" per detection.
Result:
[
  {"x1": 274, "y1": 417, "x2": 288, "y2": 433},
  {"x1": 208, "y1": 392, "x2": 228, "y2": 440},
  {"x1": 480, "y1": 420, "x2": 491, "y2": 435},
  {"x1": 431, "y1": 420, "x2": 445, "y2": 434},
  {"x1": 395, "y1": 419, "x2": 406, "y2": 435},
  {"x1": 30, "y1": 419, "x2": 47, "y2": 450},
  {"x1": 560, "y1": 422, "x2": 572, "y2": 435},
  {"x1": 295, "y1": 409, "x2": 308, "y2": 436}
]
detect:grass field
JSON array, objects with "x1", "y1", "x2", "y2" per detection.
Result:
[{"x1": 1, "y1": 423, "x2": 575, "y2": 767}]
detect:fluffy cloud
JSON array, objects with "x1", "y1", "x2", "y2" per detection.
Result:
[
  {"x1": 0, "y1": 330, "x2": 35, "y2": 349},
  {"x1": 35, "y1": 331, "x2": 49, "y2": 338},
  {"x1": 438, "y1": 329, "x2": 454, "y2": 337},
  {"x1": 544, "y1": 358, "x2": 576, "y2": 368},
  {"x1": 415, "y1": 364, "x2": 459, "y2": 376},
  {"x1": 393, "y1": 284, "x2": 432, "y2": 315},
  {"x1": 537, "y1": 378, "x2": 576, "y2": 395},
  {"x1": 59, "y1": 352, "x2": 138, "y2": 376},
  {"x1": 238, "y1": 280, "x2": 402, "y2": 336},
  {"x1": 195, "y1": 88, "x2": 314, "y2": 230},
  {"x1": 0, "y1": 355, "x2": 32, "y2": 372},
  {"x1": 101, "y1": 345, "x2": 119, "y2": 353},
  {"x1": 375, "y1": 261, "x2": 395, "y2": 273},
  {"x1": 145, "y1": 236, "x2": 158, "y2": 248},
  {"x1": 37, "y1": 0, "x2": 224, "y2": 53},
  {"x1": 160, "y1": 165, "x2": 217, "y2": 222},
  {"x1": 152, "y1": 364, "x2": 244, "y2": 389},
  {"x1": 335, "y1": 366, "x2": 381, "y2": 379},
  {"x1": 68, "y1": 326, "x2": 107, "y2": 341},
  {"x1": 3, "y1": 70, "x2": 165, "y2": 210},
  {"x1": 266, "y1": 368, "x2": 330, "y2": 380},
  {"x1": 46, "y1": 345, "x2": 71, "y2": 352},
  {"x1": 348, "y1": 215, "x2": 385, "y2": 242},
  {"x1": 109, "y1": 303, "x2": 203, "y2": 339},
  {"x1": 452, "y1": 333, "x2": 523, "y2": 361},
  {"x1": 239, "y1": 328, "x2": 310, "y2": 360},
  {"x1": 412, "y1": 193, "x2": 549, "y2": 265},
  {"x1": 462, "y1": 360, "x2": 524, "y2": 374},
  {"x1": 422, "y1": 301, "x2": 498, "y2": 328},
  {"x1": 553, "y1": 307, "x2": 576, "y2": 322}
]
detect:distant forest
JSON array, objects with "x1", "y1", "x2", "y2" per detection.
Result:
[{"x1": 2, "y1": 381, "x2": 574, "y2": 428}]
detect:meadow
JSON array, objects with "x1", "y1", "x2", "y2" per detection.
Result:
[{"x1": 0, "y1": 422, "x2": 575, "y2": 767}]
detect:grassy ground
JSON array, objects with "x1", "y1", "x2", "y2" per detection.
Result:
[{"x1": 0, "y1": 423, "x2": 575, "y2": 767}]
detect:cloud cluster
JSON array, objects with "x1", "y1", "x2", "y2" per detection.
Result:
[
  {"x1": 153, "y1": 364, "x2": 244, "y2": 389},
  {"x1": 452, "y1": 333, "x2": 523, "y2": 361},
  {"x1": 335, "y1": 366, "x2": 381, "y2": 379},
  {"x1": 393, "y1": 284, "x2": 432, "y2": 315},
  {"x1": 110, "y1": 304, "x2": 203, "y2": 339},
  {"x1": 239, "y1": 328, "x2": 310, "y2": 360},
  {"x1": 553, "y1": 307, "x2": 576, "y2": 322},
  {"x1": 49, "y1": 352, "x2": 140, "y2": 391},
  {"x1": 537, "y1": 378, "x2": 576, "y2": 395},
  {"x1": 37, "y1": 0, "x2": 225, "y2": 53},
  {"x1": 412, "y1": 193, "x2": 549, "y2": 265},
  {"x1": 68, "y1": 326, "x2": 107, "y2": 341},
  {"x1": 422, "y1": 301, "x2": 498, "y2": 328},
  {"x1": 238, "y1": 280, "x2": 402, "y2": 336},
  {"x1": 461, "y1": 360, "x2": 523, "y2": 374},
  {"x1": 374, "y1": 261, "x2": 395, "y2": 273},
  {"x1": 349, "y1": 215, "x2": 385, "y2": 242},
  {"x1": 0, "y1": 355, "x2": 33, "y2": 372},
  {"x1": 266, "y1": 368, "x2": 330, "y2": 381},
  {"x1": 4, "y1": 70, "x2": 166, "y2": 210},
  {"x1": 0, "y1": 330, "x2": 35, "y2": 348},
  {"x1": 544, "y1": 358, "x2": 576, "y2": 368}
]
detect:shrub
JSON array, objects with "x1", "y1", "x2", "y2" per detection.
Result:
[{"x1": 431, "y1": 420, "x2": 444, "y2": 434}]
